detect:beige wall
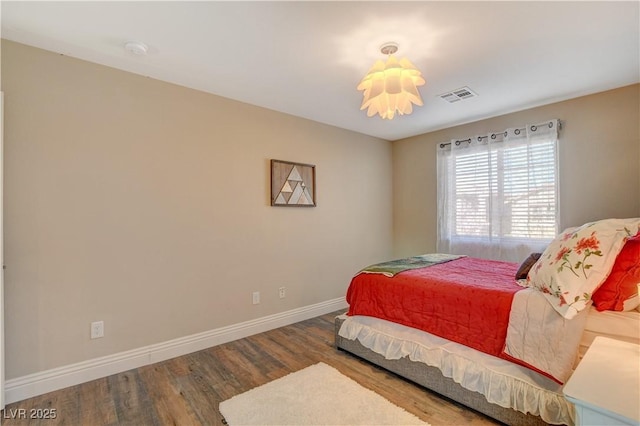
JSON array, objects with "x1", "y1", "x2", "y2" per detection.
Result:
[
  {"x1": 1, "y1": 40, "x2": 393, "y2": 378},
  {"x1": 393, "y1": 84, "x2": 640, "y2": 258}
]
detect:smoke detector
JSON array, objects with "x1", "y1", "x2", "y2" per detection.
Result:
[{"x1": 124, "y1": 41, "x2": 148, "y2": 56}]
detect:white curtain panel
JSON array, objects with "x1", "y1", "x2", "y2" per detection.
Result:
[{"x1": 437, "y1": 120, "x2": 560, "y2": 263}]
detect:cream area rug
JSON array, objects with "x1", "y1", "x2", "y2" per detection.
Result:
[{"x1": 219, "y1": 362, "x2": 429, "y2": 425}]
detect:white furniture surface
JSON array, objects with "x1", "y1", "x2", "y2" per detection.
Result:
[{"x1": 564, "y1": 336, "x2": 640, "y2": 425}]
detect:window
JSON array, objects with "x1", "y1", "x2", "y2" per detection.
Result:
[{"x1": 437, "y1": 120, "x2": 559, "y2": 262}]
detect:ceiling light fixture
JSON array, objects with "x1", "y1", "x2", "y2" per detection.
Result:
[{"x1": 357, "y1": 42, "x2": 425, "y2": 120}]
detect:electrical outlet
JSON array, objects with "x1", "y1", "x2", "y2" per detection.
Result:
[
  {"x1": 91, "y1": 321, "x2": 104, "y2": 339},
  {"x1": 252, "y1": 291, "x2": 260, "y2": 305},
  {"x1": 279, "y1": 287, "x2": 286, "y2": 299}
]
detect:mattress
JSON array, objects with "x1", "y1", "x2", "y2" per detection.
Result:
[
  {"x1": 338, "y1": 309, "x2": 639, "y2": 426},
  {"x1": 577, "y1": 307, "x2": 640, "y2": 362}
]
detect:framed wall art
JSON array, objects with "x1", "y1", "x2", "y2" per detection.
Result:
[{"x1": 271, "y1": 159, "x2": 316, "y2": 207}]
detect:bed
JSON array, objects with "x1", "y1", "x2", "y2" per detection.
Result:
[{"x1": 335, "y1": 218, "x2": 640, "y2": 426}]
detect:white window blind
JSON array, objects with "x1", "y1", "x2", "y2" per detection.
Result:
[{"x1": 437, "y1": 120, "x2": 560, "y2": 262}]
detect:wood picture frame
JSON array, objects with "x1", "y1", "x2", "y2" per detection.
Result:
[{"x1": 270, "y1": 159, "x2": 316, "y2": 207}]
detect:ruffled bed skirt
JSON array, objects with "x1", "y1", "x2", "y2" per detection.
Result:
[{"x1": 338, "y1": 315, "x2": 575, "y2": 425}]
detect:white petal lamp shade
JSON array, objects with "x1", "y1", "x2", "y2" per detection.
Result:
[{"x1": 357, "y1": 55, "x2": 425, "y2": 120}]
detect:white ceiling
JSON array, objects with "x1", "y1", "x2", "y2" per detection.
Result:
[{"x1": 1, "y1": 1, "x2": 639, "y2": 141}]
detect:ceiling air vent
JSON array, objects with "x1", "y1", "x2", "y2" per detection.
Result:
[{"x1": 439, "y1": 86, "x2": 478, "y2": 103}]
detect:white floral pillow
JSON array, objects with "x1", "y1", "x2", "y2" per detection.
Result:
[{"x1": 527, "y1": 218, "x2": 640, "y2": 319}]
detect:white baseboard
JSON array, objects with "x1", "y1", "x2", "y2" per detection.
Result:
[{"x1": 5, "y1": 297, "x2": 348, "y2": 405}]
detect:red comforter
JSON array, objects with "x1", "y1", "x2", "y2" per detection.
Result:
[{"x1": 346, "y1": 256, "x2": 522, "y2": 357}]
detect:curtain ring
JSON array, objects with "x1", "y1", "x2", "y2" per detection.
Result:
[
  {"x1": 455, "y1": 140, "x2": 461, "y2": 146},
  {"x1": 548, "y1": 121, "x2": 554, "y2": 128},
  {"x1": 514, "y1": 129, "x2": 521, "y2": 135},
  {"x1": 530, "y1": 125, "x2": 537, "y2": 132},
  {"x1": 490, "y1": 133, "x2": 496, "y2": 139}
]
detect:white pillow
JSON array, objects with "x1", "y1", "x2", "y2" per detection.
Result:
[{"x1": 526, "y1": 218, "x2": 640, "y2": 319}]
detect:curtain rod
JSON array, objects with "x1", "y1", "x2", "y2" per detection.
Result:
[{"x1": 438, "y1": 120, "x2": 561, "y2": 149}]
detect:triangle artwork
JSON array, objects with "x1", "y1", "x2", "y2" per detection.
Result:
[{"x1": 271, "y1": 160, "x2": 316, "y2": 207}]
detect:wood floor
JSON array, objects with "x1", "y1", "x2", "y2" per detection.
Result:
[{"x1": 1, "y1": 311, "x2": 501, "y2": 426}]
